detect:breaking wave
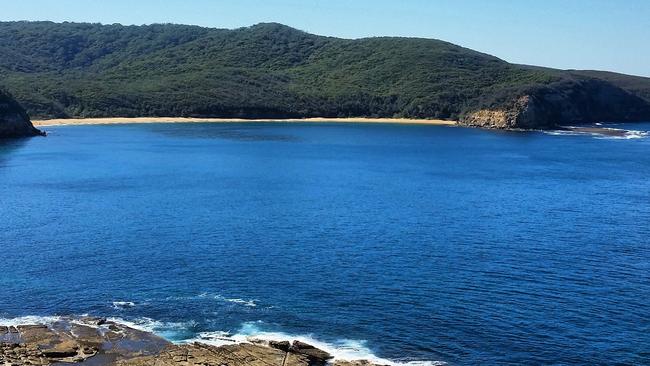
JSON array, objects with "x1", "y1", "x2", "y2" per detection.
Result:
[
  {"x1": 184, "y1": 321, "x2": 445, "y2": 366},
  {"x1": 594, "y1": 129, "x2": 649, "y2": 140},
  {"x1": 107, "y1": 317, "x2": 198, "y2": 341},
  {"x1": 0, "y1": 315, "x2": 62, "y2": 326}
]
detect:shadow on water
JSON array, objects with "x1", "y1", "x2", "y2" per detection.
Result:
[
  {"x1": 140, "y1": 123, "x2": 300, "y2": 142},
  {"x1": 0, "y1": 138, "x2": 29, "y2": 169}
]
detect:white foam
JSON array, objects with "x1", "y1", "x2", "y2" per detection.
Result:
[
  {"x1": 112, "y1": 301, "x2": 136, "y2": 309},
  {"x1": 166, "y1": 292, "x2": 258, "y2": 307},
  {"x1": 107, "y1": 317, "x2": 197, "y2": 340},
  {"x1": 543, "y1": 130, "x2": 582, "y2": 136},
  {"x1": 215, "y1": 295, "x2": 258, "y2": 307},
  {"x1": 185, "y1": 321, "x2": 445, "y2": 366},
  {"x1": 546, "y1": 127, "x2": 648, "y2": 140},
  {"x1": 595, "y1": 129, "x2": 649, "y2": 140},
  {"x1": 0, "y1": 315, "x2": 62, "y2": 326}
]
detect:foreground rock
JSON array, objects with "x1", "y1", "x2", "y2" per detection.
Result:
[
  {"x1": 0, "y1": 91, "x2": 44, "y2": 139},
  {"x1": 0, "y1": 317, "x2": 168, "y2": 365},
  {"x1": 0, "y1": 317, "x2": 388, "y2": 366}
]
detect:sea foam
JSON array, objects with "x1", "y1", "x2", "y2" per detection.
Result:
[
  {"x1": 184, "y1": 321, "x2": 446, "y2": 366},
  {"x1": 214, "y1": 295, "x2": 258, "y2": 307},
  {"x1": 595, "y1": 129, "x2": 649, "y2": 140},
  {"x1": 166, "y1": 292, "x2": 258, "y2": 307},
  {"x1": 0, "y1": 315, "x2": 62, "y2": 326},
  {"x1": 545, "y1": 126, "x2": 649, "y2": 139},
  {"x1": 107, "y1": 317, "x2": 197, "y2": 340},
  {"x1": 112, "y1": 301, "x2": 137, "y2": 309}
]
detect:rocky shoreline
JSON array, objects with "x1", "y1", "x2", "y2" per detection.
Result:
[
  {"x1": 0, "y1": 90, "x2": 44, "y2": 139},
  {"x1": 0, "y1": 317, "x2": 387, "y2": 366}
]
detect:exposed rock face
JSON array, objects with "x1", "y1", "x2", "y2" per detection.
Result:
[
  {"x1": 0, "y1": 318, "x2": 388, "y2": 366},
  {"x1": 460, "y1": 95, "x2": 545, "y2": 130},
  {"x1": 0, "y1": 91, "x2": 44, "y2": 138},
  {"x1": 460, "y1": 78, "x2": 650, "y2": 130}
]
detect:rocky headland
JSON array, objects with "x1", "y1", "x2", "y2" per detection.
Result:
[
  {"x1": 459, "y1": 77, "x2": 650, "y2": 130},
  {"x1": 0, "y1": 91, "x2": 44, "y2": 139},
  {"x1": 0, "y1": 317, "x2": 387, "y2": 366}
]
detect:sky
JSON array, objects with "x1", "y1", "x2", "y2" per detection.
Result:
[{"x1": 3, "y1": 0, "x2": 649, "y2": 77}]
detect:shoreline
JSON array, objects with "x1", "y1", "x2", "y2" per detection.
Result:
[
  {"x1": 32, "y1": 116, "x2": 457, "y2": 127},
  {"x1": 0, "y1": 316, "x2": 413, "y2": 366}
]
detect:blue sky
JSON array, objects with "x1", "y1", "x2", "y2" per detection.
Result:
[{"x1": 3, "y1": 0, "x2": 649, "y2": 77}]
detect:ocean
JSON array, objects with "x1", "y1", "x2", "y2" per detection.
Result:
[{"x1": 1, "y1": 122, "x2": 649, "y2": 365}]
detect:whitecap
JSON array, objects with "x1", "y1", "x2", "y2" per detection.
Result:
[
  {"x1": 112, "y1": 301, "x2": 136, "y2": 310},
  {"x1": 215, "y1": 296, "x2": 258, "y2": 307},
  {"x1": 165, "y1": 292, "x2": 258, "y2": 307}
]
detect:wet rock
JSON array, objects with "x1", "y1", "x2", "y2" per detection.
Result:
[
  {"x1": 79, "y1": 316, "x2": 107, "y2": 326},
  {"x1": 290, "y1": 341, "x2": 332, "y2": 364},
  {"x1": 269, "y1": 340, "x2": 291, "y2": 352}
]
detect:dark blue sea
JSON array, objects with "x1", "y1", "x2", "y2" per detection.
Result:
[{"x1": 1, "y1": 122, "x2": 649, "y2": 365}]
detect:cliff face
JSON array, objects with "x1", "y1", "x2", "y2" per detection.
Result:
[
  {"x1": 460, "y1": 78, "x2": 650, "y2": 130},
  {"x1": 0, "y1": 91, "x2": 44, "y2": 138},
  {"x1": 459, "y1": 95, "x2": 548, "y2": 129}
]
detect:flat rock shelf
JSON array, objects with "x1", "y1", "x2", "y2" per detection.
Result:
[{"x1": 0, "y1": 317, "x2": 385, "y2": 366}]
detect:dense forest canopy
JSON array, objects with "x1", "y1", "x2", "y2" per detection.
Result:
[{"x1": 0, "y1": 21, "x2": 649, "y2": 126}]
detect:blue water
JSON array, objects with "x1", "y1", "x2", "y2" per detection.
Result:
[{"x1": 1, "y1": 122, "x2": 649, "y2": 365}]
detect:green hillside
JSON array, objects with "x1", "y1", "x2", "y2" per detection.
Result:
[{"x1": 1, "y1": 21, "x2": 649, "y2": 128}]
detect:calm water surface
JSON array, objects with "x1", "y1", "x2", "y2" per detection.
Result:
[{"x1": 1, "y1": 122, "x2": 649, "y2": 365}]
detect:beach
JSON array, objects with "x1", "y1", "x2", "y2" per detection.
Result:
[{"x1": 32, "y1": 117, "x2": 457, "y2": 127}]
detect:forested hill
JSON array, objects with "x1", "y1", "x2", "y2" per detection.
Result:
[{"x1": 1, "y1": 21, "x2": 649, "y2": 129}]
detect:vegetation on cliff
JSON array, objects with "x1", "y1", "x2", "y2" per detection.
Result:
[{"x1": 0, "y1": 21, "x2": 649, "y2": 128}]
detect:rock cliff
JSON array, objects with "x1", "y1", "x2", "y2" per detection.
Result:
[
  {"x1": 460, "y1": 78, "x2": 650, "y2": 130},
  {"x1": 0, "y1": 90, "x2": 44, "y2": 138}
]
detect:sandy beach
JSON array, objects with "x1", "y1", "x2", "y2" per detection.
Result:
[{"x1": 32, "y1": 116, "x2": 457, "y2": 127}]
